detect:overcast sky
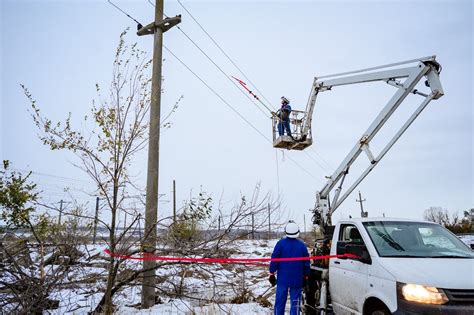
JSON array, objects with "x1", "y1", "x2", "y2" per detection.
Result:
[{"x1": 1, "y1": 0, "x2": 472, "y2": 231}]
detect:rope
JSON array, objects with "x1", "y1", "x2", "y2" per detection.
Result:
[{"x1": 275, "y1": 149, "x2": 280, "y2": 195}]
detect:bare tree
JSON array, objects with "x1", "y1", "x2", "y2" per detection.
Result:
[
  {"x1": 88, "y1": 185, "x2": 283, "y2": 310},
  {"x1": 20, "y1": 28, "x2": 286, "y2": 313},
  {"x1": 423, "y1": 206, "x2": 450, "y2": 225},
  {"x1": 0, "y1": 162, "x2": 94, "y2": 313},
  {"x1": 148, "y1": 185, "x2": 282, "y2": 304},
  {"x1": 22, "y1": 30, "x2": 182, "y2": 314},
  {"x1": 423, "y1": 206, "x2": 472, "y2": 233}
]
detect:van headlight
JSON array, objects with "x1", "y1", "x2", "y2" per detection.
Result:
[{"x1": 398, "y1": 283, "x2": 449, "y2": 305}]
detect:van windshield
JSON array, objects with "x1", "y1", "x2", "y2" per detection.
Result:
[{"x1": 363, "y1": 221, "x2": 474, "y2": 258}]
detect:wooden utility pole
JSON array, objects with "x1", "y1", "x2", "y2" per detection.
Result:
[
  {"x1": 173, "y1": 180, "x2": 176, "y2": 224},
  {"x1": 58, "y1": 199, "x2": 64, "y2": 225},
  {"x1": 251, "y1": 212, "x2": 255, "y2": 240},
  {"x1": 304, "y1": 214, "x2": 306, "y2": 234},
  {"x1": 357, "y1": 191, "x2": 368, "y2": 218},
  {"x1": 268, "y1": 204, "x2": 271, "y2": 239},
  {"x1": 138, "y1": 1, "x2": 181, "y2": 308}
]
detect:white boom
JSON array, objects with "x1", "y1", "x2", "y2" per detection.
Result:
[{"x1": 304, "y1": 56, "x2": 444, "y2": 229}]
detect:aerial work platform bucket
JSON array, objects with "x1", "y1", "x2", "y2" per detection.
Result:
[{"x1": 272, "y1": 109, "x2": 312, "y2": 150}]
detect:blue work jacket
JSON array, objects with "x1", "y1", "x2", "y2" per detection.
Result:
[
  {"x1": 269, "y1": 237, "x2": 310, "y2": 288},
  {"x1": 278, "y1": 104, "x2": 292, "y2": 121}
]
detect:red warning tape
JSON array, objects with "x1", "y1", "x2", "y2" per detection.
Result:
[{"x1": 105, "y1": 249, "x2": 357, "y2": 264}]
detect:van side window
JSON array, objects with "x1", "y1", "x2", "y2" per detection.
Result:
[{"x1": 339, "y1": 225, "x2": 364, "y2": 245}]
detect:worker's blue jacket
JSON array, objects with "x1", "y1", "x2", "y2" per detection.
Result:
[{"x1": 269, "y1": 237, "x2": 310, "y2": 288}]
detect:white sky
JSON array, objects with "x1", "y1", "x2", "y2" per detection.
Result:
[{"x1": 1, "y1": 0, "x2": 473, "y2": 231}]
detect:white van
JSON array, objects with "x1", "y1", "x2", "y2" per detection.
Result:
[{"x1": 329, "y1": 218, "x2": 474, "y2": 314}]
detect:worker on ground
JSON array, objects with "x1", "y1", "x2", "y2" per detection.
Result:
[
  {"x1": 269, "y1": 221, "x2": 310, "y2": 315},
  {"x1": 277, "y1": 96, "x2": 293, "y2": 139}
]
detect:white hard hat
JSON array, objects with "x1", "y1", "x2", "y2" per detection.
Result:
[
  {"x1": 281, "y1": 96, "x2": 290, "y2": 104},
  {"x1": 285, "y1": 221, "x2": 300, "y2": 238}
]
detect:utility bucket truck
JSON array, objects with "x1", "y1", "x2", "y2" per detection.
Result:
[
  {"x1": 307, "y1": 218, "x2": 474, "y2": 315},
  {"x1": 282, "y1": 56, "x2": 474, "y2": 314}
]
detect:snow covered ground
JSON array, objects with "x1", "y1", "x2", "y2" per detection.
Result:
[
  {"x1": 5, "y1": 234, "x2": 473, "y2": 314},
  {"x1": 44, "y1": 239, "x2": 279, "y2": 314},
  {"x1": 119, "y1": 301, "x2": 271, "y2": 315}
]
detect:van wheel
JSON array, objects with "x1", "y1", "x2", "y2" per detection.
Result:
[
  {"x1": 365, "y1": 298, "x2": 390, "y2": 315},
  {"x1": 371, "y1": 309, "x2": 390, "y2": 315}
]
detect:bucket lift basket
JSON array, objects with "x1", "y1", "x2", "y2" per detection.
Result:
[{"x1": 272, "y1": 109, "x2": 313, "y2": 150}]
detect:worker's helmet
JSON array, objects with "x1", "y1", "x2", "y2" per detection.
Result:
[
  {"x1": 285, "y1": 220, "x2": 300, "y2": 238},
  {"x1": 281, "y1": 96, "x2": 290, "y2": 104}
]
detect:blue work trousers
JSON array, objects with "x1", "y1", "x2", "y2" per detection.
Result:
[
  {"x1": 274, "y1": 284, "x2": 302, "y2": 315},
  {"x1": 278, "y1": 120, "x2": 292, "y2": 137}
]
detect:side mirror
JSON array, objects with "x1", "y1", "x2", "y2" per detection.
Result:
[{"x1": 345, "y1": 244, "x2": 372, "y2": 264}]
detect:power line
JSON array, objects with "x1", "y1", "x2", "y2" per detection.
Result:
[
  {"x1": 108, "y1": 0, "x2": 142, "y2": 26},
  {"x1": 303, "y1": 150, "x2": 331, "y2": 174},
  {"x1": 176, "y1": 27, "x2": 270, "y2": 117},
  {"x1": 310, "y1": 147, "x2": 334, "y2": 170},
  {"x1": 171, "y1": 1, "x2": 333, "y2": 175},
  {"x1": 164, "y1": 45, "x2": 270, "y2": 140},
  {"x1": 176, "y1": 0, "x2": 275, "y2": 110},
  {"x1": 147, "y1": 1, "x2": 270, "y2": 118},
  {"x1": 10, "y1": 168, "x2": 92, "y2": 184},
  {"x1": 164, "y1": 45, "x2": 321, "y2": 183},
  {"x1": 107, "y1": 0, "x2": 320, "y2": 182}
]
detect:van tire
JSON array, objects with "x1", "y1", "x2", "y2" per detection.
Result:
[{"x1": 364, "y1": 298, "x2": 390, "y2": 315}]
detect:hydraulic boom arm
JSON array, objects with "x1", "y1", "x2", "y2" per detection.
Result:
[{"x1": 307, "y1": 56, "x2": 444, "y2": 230}]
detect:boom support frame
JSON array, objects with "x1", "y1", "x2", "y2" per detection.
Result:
[{"x1": 308, "y1": 56, "x2": 444, "y2": 229}]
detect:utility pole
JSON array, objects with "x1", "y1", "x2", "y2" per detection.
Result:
[
  {"x1": 93, "y1": 197, "x2": 100, "y2": 245},
  {"x1": 268, "y1": 204, "x2": 271, "y2": 239},
  {"x1": 251, "y1": 212, "x2": 255, "y2": 240},
  {"x1": 58, "y1": 199, "x2": 64, "y2": 225},
  {"x1": 138, "y1": 1, "x2": 181, "y2": 309},
  {"x1": 357, "y1": 191, "x2": 368, "y2": 218},
  {"x1": 173, "y1": 180, "x2": 176, "y2": 224},
  {"x1": 304, "y1": 214, "x2": 306, "y2": 234}
]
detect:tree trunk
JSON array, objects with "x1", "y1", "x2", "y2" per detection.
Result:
[{"x1": 102, "y1": 256, "x2": 116, "y2": 314}]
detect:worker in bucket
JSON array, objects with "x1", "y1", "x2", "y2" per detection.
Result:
[
  {"x1": 269, "y1": 221, "x2": 310, "y2": 315},
  {"x1": 277, "y1": 96, "x2": 293, "y2": 139}
]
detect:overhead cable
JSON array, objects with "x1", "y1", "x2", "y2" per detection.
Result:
[
  {"x1": 164, "y1": 45, "x2": 321, "y2": 183},
  {"x1": 108, "y1": 0, "x2": 142, "y2": 25},
  {"x1": 174, "y1": 1, "x2": 333, "y2": 174},
  {"x1": 176, "y1": 0, "x2": 276, "y2": 110},
  {"x1": 108, "y1": 0, "x2": 321, "y2": 182},
  {"x1": 147, "y1": 1, "x2": 270, "y2": 118}
]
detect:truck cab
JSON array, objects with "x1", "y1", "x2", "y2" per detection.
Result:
[{"x1": 329, "y1": 218, "x2": 474, "y2": 314}]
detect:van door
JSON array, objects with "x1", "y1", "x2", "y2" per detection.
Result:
[{"x1": 330, "y1": 224, "x2": 369, "y2": 314}]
